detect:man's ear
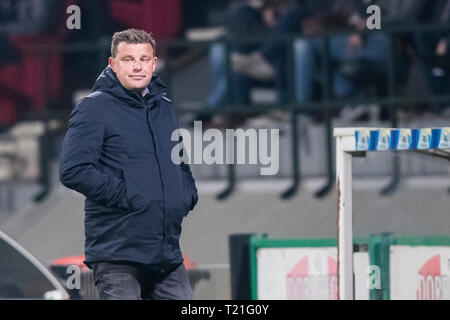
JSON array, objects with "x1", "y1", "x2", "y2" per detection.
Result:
[
  {"x1": 152, "y1": 57, "x2": 158, "y2": 73},
  {"x1": 109, "y1": 57, "x2": 115, "y2": 72}
]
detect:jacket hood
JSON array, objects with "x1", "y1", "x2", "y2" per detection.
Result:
[{"x1": 92, "y1": 65, "x2": 167, "y2": 106}]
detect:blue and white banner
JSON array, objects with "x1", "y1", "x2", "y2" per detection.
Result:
[{"x1": 355, "y1": 127, "x2": 450, "y2": 151}]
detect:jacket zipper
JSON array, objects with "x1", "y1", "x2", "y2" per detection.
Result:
[{"x1": 144, "y1": 99, "x2": 167, "y2": 271}]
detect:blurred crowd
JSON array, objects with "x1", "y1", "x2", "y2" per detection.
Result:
[
  {"x1": 0, "y1": 0, "x2": 185, "y2": 131},
  {"x1": 0, "y1": 0, "x2": 449, "y2": 132},
  {"x1": 200, "y1": 0, "x2": 450, "y2": 125}
]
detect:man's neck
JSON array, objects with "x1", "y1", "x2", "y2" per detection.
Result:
[{"x1": 141, "y1": 87, "x2": 150, "y2": 97}]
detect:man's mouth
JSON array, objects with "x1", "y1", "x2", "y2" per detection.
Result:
[{"x1": 130, "y1": 75, "x2": 146, "y2": 80}]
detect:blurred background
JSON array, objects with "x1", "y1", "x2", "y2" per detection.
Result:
[{"x1": 0, "y1": 0, "x2": 449, "y2": 300}]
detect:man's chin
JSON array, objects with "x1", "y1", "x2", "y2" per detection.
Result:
[{"x1": 126, "y1": 84, "x2": 150, "y2": 94}]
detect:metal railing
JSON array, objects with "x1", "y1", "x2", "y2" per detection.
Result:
[{"x1": 162, "y1": 23, "x2": 450, "y2": 200}]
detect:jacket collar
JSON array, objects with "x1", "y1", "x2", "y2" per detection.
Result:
[{"x1": 92, "y1": 65, "x2": 167, "y2": 108}]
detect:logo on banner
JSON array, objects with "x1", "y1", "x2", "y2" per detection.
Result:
[
  {"x1": 286, "y1": 254, "x2": 337, "y2": 300},
  {"x1": 376, "y1": 129, "x2": 391, "y2": 151},
  {"x1": 417, "y1": 129, "x2": 432, "y2": 149},
  {"x1": 356, "y1": 130, "x2": 370, "y2": 151},
  {"x1": 416, "y1": 254, "x2": 449, "y2": 300},
  {"x1": 397, "y1": 129, "x2": 412, "y2": 150},
  {"x1": 438, "y1": 128, "x2": 450, "y2": 149}
]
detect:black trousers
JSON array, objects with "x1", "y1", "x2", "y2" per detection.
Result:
[{"x1": 91, "y1": 261, "x2": 192, "y2": 300}]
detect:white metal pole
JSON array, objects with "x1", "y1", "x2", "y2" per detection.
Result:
[{"x1": 336, "y1": 136, "x2": 354, "y2": 300}]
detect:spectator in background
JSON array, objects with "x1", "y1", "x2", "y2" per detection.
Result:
[
  {"x1": 231, "y1": 0, "x2": 306, "y2": 105},
  {"x1": 290, "y1": 0, "x2": 354, "y2": 121},
  {"x1": 293, "y1": 0, "x2": 385, "y2": 107},
  {"x1": 415, "y1": 0, "x2": 450, "y2": 113},
  {"x1": 198, "y1": 0, "x2": 305, "y2": 126},
  {"x1": 293, "y1": 0, "x2": 426, "y2": 121},
  {"x1": 200, "y1": 0, "x2": 267, "y2": 124}
]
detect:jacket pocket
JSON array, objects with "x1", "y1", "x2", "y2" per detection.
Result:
[
  {"x1": 96, "y1": 162, "x2": 129, "y2": 212},
  {"x1": 123, "y1": 162, "x2": 163, "y2": 212},
  {"x1": 181, "y1": 172, "x2": 198, "y2": 215}
]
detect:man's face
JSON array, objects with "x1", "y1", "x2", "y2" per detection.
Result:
[{"x1": 109, "y1": 42, "x2": 157, "y2": 94}]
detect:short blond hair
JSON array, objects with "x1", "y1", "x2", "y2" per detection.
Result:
[{"x1": 111, "y1": 29, "x2": 156, "y2": 57}]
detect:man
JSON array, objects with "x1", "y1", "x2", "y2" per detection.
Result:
[{"x1": 59, "y1": 29, "x2": 198, "y2": 300}]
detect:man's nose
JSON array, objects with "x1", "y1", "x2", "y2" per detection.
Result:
[{"x1": 132, "y1": 60, "x2": 142, "y2": 70}]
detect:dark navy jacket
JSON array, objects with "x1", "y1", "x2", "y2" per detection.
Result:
[{"x1": 59, "y1": 66, "x2": 198, "y2": 271}]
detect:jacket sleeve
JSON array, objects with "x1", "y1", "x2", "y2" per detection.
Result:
[{"x1": 59, "y1": 97, "x2": 128, "y2": 210}]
